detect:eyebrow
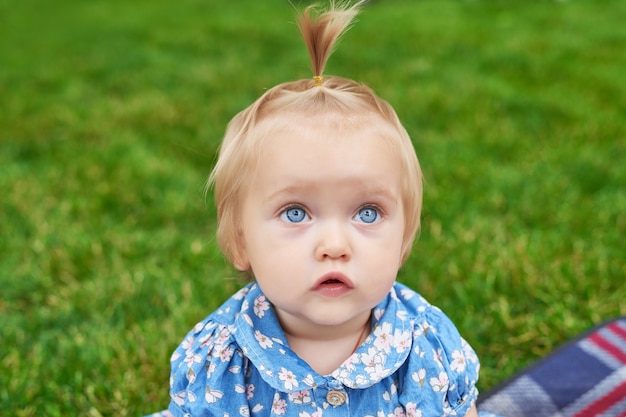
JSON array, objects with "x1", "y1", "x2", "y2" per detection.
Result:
[{"x1": 264, "y1": 181, "x2": 400, "y2": 205}]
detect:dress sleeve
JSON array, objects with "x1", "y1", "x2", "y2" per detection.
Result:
[
  {"x1": 403, "y1": 307, "x2": 480, "y2": 416},
  {"x1": 167, "y1": 320, "x2": 249, "y2": 416}
]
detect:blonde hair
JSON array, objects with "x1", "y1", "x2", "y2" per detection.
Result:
[{"x1": 208, "y1": 1, "x2": 423, "y2": 269}]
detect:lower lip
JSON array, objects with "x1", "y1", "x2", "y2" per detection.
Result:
[{"x1": 314, "y1": 282, "x2": 352, "y2": 298}]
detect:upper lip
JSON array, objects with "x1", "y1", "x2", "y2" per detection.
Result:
[{"x1": 313, "y1": 272, "x2": 354, "y2": 289}]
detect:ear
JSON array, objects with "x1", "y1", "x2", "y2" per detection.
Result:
[
  {"x1": 233, "y1": 252, "x2": 250, "y2": 272},
  {"x1": 231, "y1": 228, "x2": 250, "y2": 271}
]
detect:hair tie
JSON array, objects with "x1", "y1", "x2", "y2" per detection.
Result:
[{"x1": 313, "y1": 75, "x2": 324, "y2": 87}]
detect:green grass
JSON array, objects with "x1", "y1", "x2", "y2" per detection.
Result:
[{"x1": 1, "y1": 0, "x2": 625, "y2": 415}]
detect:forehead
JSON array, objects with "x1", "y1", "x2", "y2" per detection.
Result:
[
  {"x1": 253, "y1": 111, "x2": 401, "y2": 155},
  {"x1": 248, "y1": 112, "x2": 404, "y2": 191}
]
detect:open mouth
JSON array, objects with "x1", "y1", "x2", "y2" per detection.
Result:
[{"x1": 313, "y1": 273, "x2": 353, "y2": 297}]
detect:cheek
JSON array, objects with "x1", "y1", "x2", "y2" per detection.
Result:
[
  {"x1": 391, "y1": 215, "x2": 408, "y2": 263},
  {"x1": 371, "y1": 232, "x2": 405, "y2": 275},
  {"x1": 381, "y1": 218, "x2": 406, "y2": 253},
  {"x1": 249, "y1": 232, "x2": 308, "y2": 279}
]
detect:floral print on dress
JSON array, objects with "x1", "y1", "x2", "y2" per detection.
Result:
[{"x1": 168, "y1": 282, "x2": 486, "y2": 417}]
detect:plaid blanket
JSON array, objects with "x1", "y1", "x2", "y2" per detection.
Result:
[{"x1": 478, "y1": 316, "x2": 626, "y2": 417}]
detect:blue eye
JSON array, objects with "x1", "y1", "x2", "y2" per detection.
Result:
[
  {"x1": 355, "y1": 206, "x2": 380, "y2": 224},
  {"x1": 281, "y1": 206, "x2": 309, "y2": 223}
]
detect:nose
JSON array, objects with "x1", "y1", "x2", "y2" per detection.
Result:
[{"x1": 314, "y1": 220, "x2": 352, "y2": 261}]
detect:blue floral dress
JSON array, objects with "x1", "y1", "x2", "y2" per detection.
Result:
[{"x1": 168, "y1": 282, "x2": 482, "y2": 417}]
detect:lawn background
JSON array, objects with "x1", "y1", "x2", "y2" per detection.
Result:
[{"x1": 1, "y1": 0, "x2": 625, "y2": 415}]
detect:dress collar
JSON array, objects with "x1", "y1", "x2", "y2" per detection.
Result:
[{"x1": 232, "y1": 283, "x2": 413, "y2": 392}]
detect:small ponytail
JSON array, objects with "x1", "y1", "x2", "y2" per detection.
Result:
[{"x1": 297, "y1": 1, "x2": 366, "y2": 85}]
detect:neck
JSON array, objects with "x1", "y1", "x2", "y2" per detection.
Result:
[{"x1": 277, "y1": 311, "x2": 371, "y2": 375}]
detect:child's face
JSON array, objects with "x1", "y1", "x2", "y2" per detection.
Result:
[{"x1": 237, "y1": 114, "x2": 406, "y2": 332}]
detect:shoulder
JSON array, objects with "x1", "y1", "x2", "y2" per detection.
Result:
[
  {"x1": 391, "y1": 282, "x2": 471, "y2": 342},
  {"x1": 170, "y1": 283, "x2": 256, "y2": 363},
  {"x1": 390, "y1": 282, "x2": 461, "y2": 336},
  {"x1": 391, "y1": 282, "x2": 478, "y2": 363},
  {"x1": 170, "y1": 284, "x2": 253, "y2": 362},
  {"x1": 392, "y1": 282, "x2": 480, "y2": 415},
  {"x1": 389, "y1": 281, "x2": 436, "y2": 317},
  {"x1": 168, "y1": 286, "x2": 254, "y2": 412}
]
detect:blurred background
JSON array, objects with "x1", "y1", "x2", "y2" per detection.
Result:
[{"x1": 1, "y1": 0, "x2": 625, "y2": 415}]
